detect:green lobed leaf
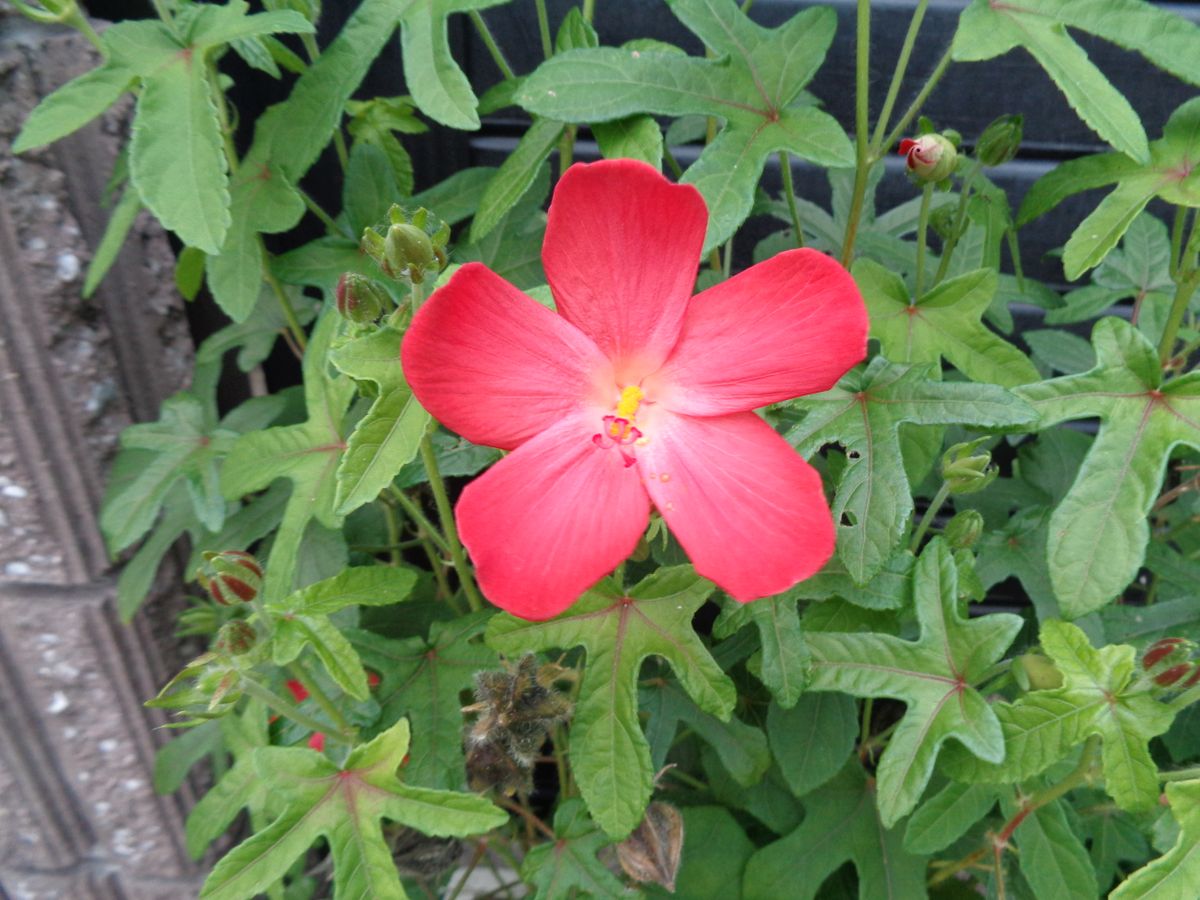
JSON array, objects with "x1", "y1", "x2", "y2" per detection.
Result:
[
  {"x1": 349, "y1": 615, "x2": 497, "y2": 789},
  {"x1": 713, "y1": 595, "x2": 809, "y2": 706},
  {"x1": 593, "y1": 115, "x2": 664, "y2": 169},
  {"x1": 129, "y1": 48, "x2": 230, "y2": 254},
  {"x1": 521, "y1": 798, "x2": 636, "y2": 899},
  {"x1": 952, "y1": 0, "x2": 1150, "y2": 161},
  {"x1": 854, "y1": 261, "x2": 1039, "y2": 387},
  {"x1": 518, "y1": 1, "x2": 850, "y2": 251},
  {"x1": 668, "y1": 806, "x2": 754, "y2": 899},
  {"x1": 221, "y1": 311, "x2": 355, "y2": 601},
  {"x1": 471, "y1": 117, "x2": 564, "y2": 242},
  {"x1": 784, "y1": 358, "x2": 1037, "y2": 583},
  {"x1": 487, "y1": 567, "x2": 735, "y2": 838},
  {"x1": 642, "y1": 681, "x2": 770, "y2": 786},
  {"x1": 13, "y1": 63, "x2": 133, "y2": 153},
  {"x1": 766, "y1": 693, "x2": 857, "y2": 798},
  {"x1": 805, "y1": 540, "x2": 1022, "y2": 827},
  {"x1": 185, "y1": 1, "x2": 312, "y2": 51},
  {"x1": 743, "y1": 762, "x2": 928, "y2": 900},
  {"x1": 1014, "y1": 318, "x2": 1200, "y2": 618},
  {"x1": 208, "y1": 0, "x2": 406, "y2": 319},
  {"x1": 1009, "y1": 794, "x2": 1098, "y2": 900},
  {"x1": 1110, "y1": 779, "x2": 1200, "y2": 898},
  {"x1": 941, "y1": 620, "x2": 1175, "y2": 812},
  {"x1": 199, "y1": 719, "x2": 506, "y2": 900},
  {"x1": 903, "y1": 781, "x2": 998, "y2": 855},
  {"x1": 328, "y1": 326, "x2": 430, "y2": 515},
  {"x1": 398, "y1": 0, "x2": 509, "y2": 130},
  {"x1": 272, "y1": 612, "x2": 370, "y2": 699},
  {"x1": 83, "y1": 185, "x2": 143, "y2": 298},
  {"x1": 271, "y1": 566, "x2": 418, "y2": 616}
]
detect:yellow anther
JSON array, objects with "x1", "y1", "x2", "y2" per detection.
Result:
[{"x1": 616, "y1": 385, "x2": 644, "y2": 421}]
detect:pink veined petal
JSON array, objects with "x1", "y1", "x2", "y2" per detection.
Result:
[
  {"x1": 402, "y1": 262, "x2": 613, "y2": 450},
  {"x1": 649, "y1": 248, "x2": 868, "y2": 417},
  {"x1": 457, "y1": 414, "x2": 651, "y2": 620},
  {"x1": 638, "y1": 410, "x2": 834, "y2": 602},
  {"x1": 543, "y1": 159, "x2": 708, "y2": 383}
]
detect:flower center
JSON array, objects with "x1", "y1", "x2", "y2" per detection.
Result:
[{"x1": 592, "y1": 385, "x2": 646, "y2": 467}]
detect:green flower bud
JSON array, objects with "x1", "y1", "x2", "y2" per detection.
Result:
[
  {"x1": 899, "y1": 134, "x2": 958, "y2": 183},
  {"x1": 1014, "y1": 653, "x2": 1064, "y2": 692},
  {"x1": 385, "y1": 223, "x2": 437, "y2": 284},
  {"x1": 214, "y1": 620, "x2": 257, "y2": 656},
  {"x1": 196, "y1": 550, "x2": 263, "y2": 606},
  {"x1": 941, "y1": 439, "x2": 998, "y2": 495},
  {"x1": 944, "y1": 509, "x2": 985, "y2": 549},
  {"x1": 336, "y1": 273, "x2": 388, "y2": 323},
  {"x1": 145, "y1": 653, "x2": 243, "y2": 724},
  {"x1": 976, "y1": 114, "x2": 1023, "y2": 167}
]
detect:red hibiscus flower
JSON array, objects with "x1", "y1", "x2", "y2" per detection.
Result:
[{"x1": 402, "y1": 159, "x2": 868, "y2": 620}]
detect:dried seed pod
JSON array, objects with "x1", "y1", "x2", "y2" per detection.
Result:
[{"x1": 617, "y1": 802, "x2": 684, "y2": 893}]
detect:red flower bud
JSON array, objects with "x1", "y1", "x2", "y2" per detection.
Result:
[
  {"x1": 285, "y1": 679, "x2": 309, "y2": 703},
  {"x1": 899, "y1": 134, "x2": 958, "y2": 182},
  {"x1": 213, "y1": 620, "x2": 257, "y2": 656},
  {"x1": 1154, "y1": 663, "x2": 1193, "y2": 687},
  {"x1": 335, "y1": 272, "x2": 387, "y2": 323},
  {"x1": 196, "y1": 550, "x2": 264, "y2": 606},
  {"x1": 1143, "y1": 638, "x2": 1187, "y2": 669}
]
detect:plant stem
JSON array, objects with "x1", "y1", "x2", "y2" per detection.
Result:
[
  {"x1": 665, "y1": 766, "x2": 709, "y2": 792},
  {"x1": 497, "y1": 797, "x2": 557, "y2": 840},
  {"x1": 1159, "y1": 272, "x2": 1200, "y2": 367},
  {"x1": 559, "y1": 127, "x2": 575, "y2": 178},
  {"x1": 989, "y1": 736, "x2": 1101, "y2": 898},
  {"x1": 299, "y1": 188, "x2": 343, "y2": 236},
  {"x1": 663, "y1": 144, "x2": 685, "y2": 179},
  {"x1": 877, "y1": 43, "x2": 954, "y2": 160},
  {"x1": 419, "y1": 435, "x2": 485, "y2": 612},
  {"x1": 382, "y1": 499, "x2": 403, "y2": 565},
  {"x1": 870, "y1": 0, "x2": 929, "y2": 155},
  {"x1": 1160, "y1": 765, "x2": 1200, "y2": 782},
  {"x1": 261, "y1": 254, "x2": 309, "y2": 353},
  {"x1": 469, "y1": 10, "x2": 517, "y2": 80},
  {"x1": 1170, "y1": 206, "x2": 1190, "y2": 279},
  {"x1": 239, "y1": 675, "x2": 346, "y2": 739},
  {"x1": 859, "y1": 697, "x2": 874, "y2": 746},
  {"x1": 286, "y1": 662, "x2": 354, "y2": 736},
  {"x1": 534, "y1": 0, "x2": 554, "y2": 59},
  {"x1": 778, "y1": 150, "x2": 804, "y2": 248},
  {"x1": 63, "y1": 3, "x2": 105, "y2": 53},
  {"x1": 840, "y1": 0, "x2": 872, "y2": 267},
  {"x1": 933, "y1": 172, "x2": 975, "y2": 285},
  {"x1": 910, "y1": 483, "x2": 951, "y2": 551},
  {"x1": 914, "y1": 183, "x2": 933, "y2": 300},
  {"x1": 583, "y1": 0, "x2": 596, "y2": 21},
  {"x1": 388, "y1": 486, "x2": 452, "y2": 554}
]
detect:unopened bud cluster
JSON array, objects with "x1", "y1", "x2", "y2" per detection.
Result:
[
  {"x1": 941, "y1": 439, "x2": 998, "y2": 495},
  {"x1": 196, "y1": 550, "x2": 263, "y2": 606},
  {"x1": 1140, "y1": 637, "x2": 1200, "y2": 694},
  {"x1": 359, "y1": 205, "x2": 449, "y2": 285}
]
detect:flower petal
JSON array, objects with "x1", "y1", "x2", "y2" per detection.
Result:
[
  {"x1": 639, "y1": 411, "x2": 834, "y2": 601},
  {"x1": 650, "y1": 249, "x2": 868, "y2": 416},
  {"x1": 543, "y1": 159, "x2": 707, "y2": 381},
  {"x1": 457, "y1": 415, "x2": 651, "y2": 620},
  {"x1": 402, "y1": 262, "x2": 613, "y2": 450}
]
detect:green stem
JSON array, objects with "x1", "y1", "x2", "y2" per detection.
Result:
[
  {"x1": 914, "y1": 183, "x2": 933, "y2": 300},
  {"x1": 932, "y1": 173, "x2": 975, "y2": 285},
  {"x1": 859, "y1": 697, "x2": 874, "y2": 746},
  {"x1": 870, "y1": 0, "x2": 929, "y2": 155},
  {"x1": 299, "y1": 189, "x2": 342, "y2": 236},
  {"x1": 583, "y1": 0, "x2": 596, "y2": 21},
  {"x1": 150, "y1": 0, "x2": 178, "y2": 35},
  {"x1": 1169, "y1": 205, "x2": 1189, "y2": 279},
  {"x1": 261, "y1": 254, "x2": 309, "y2": 353},
  {"x1": 665, "y1": 766, "x2": 709, "y2": 792},
  {"x1": 840, "y1": 0, "x2": 872, "y2": 267},
  {"x1": 778, "y1": 150, "x2": 804, "y2": 248},
  {"x1": 1159, "y1": 271, "x2": 1200, "y2": 367},
  {"x1": 389, "y1": 486, "x2": 452, "y2": 554},
  {"x1": 382, "y1": 499, "x2": 403, "y2": 566},
  {"x1": 534, "y1": 0, "x2": 554, "y2": 59},
  {"x1": 239, "y1": 675, "x2": 347, "y2": 739},
  {"x1": 469, "y1": 10, "x2": 517, "y2": 80},
  {"x1": 910, "y1": 482, "x2": 951, "y2": 551},
  {"x1": 877, "y1": 43, "x2": 954, "y2": 160},
  {"x1": 1160, "y1": 765, "x2": 1200, "y2": 783},
  {"x1": 559, "y1": 126, "x2": 575, "y2": 178},
  {"x1": 63, "y1": 3, "x2": 105, "y2": 53},
  {"x1": 663, "y1": 144, "x2": 685, "y2": 179},
  {"x1": 420, "y1": 435, "x2": 485, "y2": 612},
  {"x1": 286, "y1": 663, "x2": 354, "y2": 736}
]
